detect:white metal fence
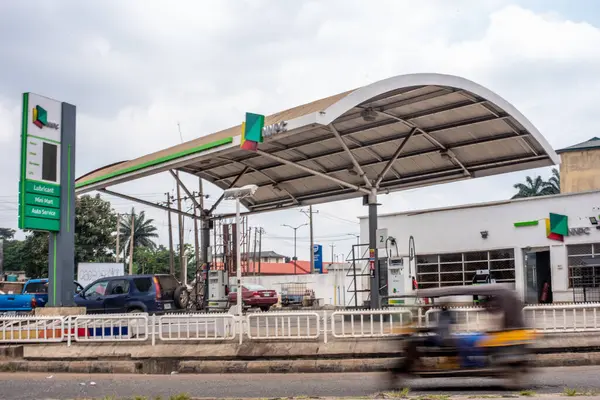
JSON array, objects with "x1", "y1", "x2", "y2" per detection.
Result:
[
  {"x1": 523, "y1": 303, "x2": 600, "y2": 333},
  {"x1": 158, "y1": 313, "x2": 236, "y2": 341},
  {"x1": 246, "y1": 311, "x2": 321, "y2": 340},
  {"x1": 72, "y1": 314, "x2": 149, "y2": 343},
  {"x1": 330, "y1": 309, "x2": 413, "y2": 338},
  {"x1": 1, "y1": 302, "x2": 599, "y2": 346},
  {"x1": 0, "y1": 316, "x2": 64, "y2": 343}
]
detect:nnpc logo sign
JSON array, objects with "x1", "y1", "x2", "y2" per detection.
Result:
[
  {"x1": 32, "y1": 105, "x2": 59, "y2": 130},
  {"x1": 514, "y1": 213, "x2": 591, "y2": 242}
]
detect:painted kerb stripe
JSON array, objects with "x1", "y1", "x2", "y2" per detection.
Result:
[{"x1": 75, "y1": 137, "x2": 233, "y2": 188}]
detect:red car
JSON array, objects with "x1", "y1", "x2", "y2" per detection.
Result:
[{"x1": 228, "y1": 284, "x2": 277, "y2": 312}]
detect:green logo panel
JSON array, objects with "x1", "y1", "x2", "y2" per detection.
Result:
[
  {"x1": 25, "y1": 193, "x2": 60, "y2": 209},
  {"x1": 23, "y1": 217, "x2": 60, "y2": 232},
  {"x1": 25, "y1": 180, "x2": 60, "y2": 197},
  {"x1": 25, "y1": 205, "x2": 60, "y2": 220}
]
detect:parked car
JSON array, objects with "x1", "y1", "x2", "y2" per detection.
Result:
[
  {"x1": 228, "y1": 284, "x2": 277, "y2": 312},
  {"x1": 0, "y1": 279, "x2": 84, "y2": 313},
  {"x1": 74, "y1": 274, "x2": 189, "y2": 314}
]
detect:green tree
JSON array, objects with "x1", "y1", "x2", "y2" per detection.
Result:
[
  {"x1": 133, "y1": 245, "x2": 173, "y2": 275},
  {"x1": 2, "y1": 194, "x2": 118, "y2": 278},
  {"x1": 545, "y1": 168, "x2": 560, "y2": 194},
  {"x1": 0, "y1": 228, "x2": 15, "y2": 240},
  {"x1": 511, "y1": 169, "x2": 561, "y2": 199},
  {"x1": 1, "y1": 236, "x2": 26, "y2": 272},
  {"x1": 21, "y1": 231, "x2": 49, "y2": 278},
  {"x1": 75, "y1": 194, "x2": 118, "y2": 264},
  {"x1": 120, "y1": 208, "x2": 159, "y2": 260}
]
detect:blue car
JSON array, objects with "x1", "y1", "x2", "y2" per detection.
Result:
[
  {"x1": 74, "y1": 274, "x2": 188, "y2": 314},
  {"x1": 0, "y1": 279, "x2": 83, "y2": 313}
]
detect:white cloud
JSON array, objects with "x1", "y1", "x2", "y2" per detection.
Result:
[{"x1": 1, "y1": 0, "x2": 599, "y2": 262}]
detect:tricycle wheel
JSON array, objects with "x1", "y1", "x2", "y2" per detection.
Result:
[
  {"x1": 503, "y1": 367, "x2": 529, "y2": 390},
  {"x1": 385, "y1": 370, "x2": 408, "y2": 391}
]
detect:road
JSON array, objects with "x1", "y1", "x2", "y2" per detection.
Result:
[{"x1": 0, "y1": 367, "x2": 599, "y2": 399}]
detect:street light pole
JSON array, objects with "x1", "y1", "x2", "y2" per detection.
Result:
[
  {"x1": 222, "y1": 184, "x2": 258, "y2": 345},
  {"x1": 282, "y1": 223, "x2": 307, "y2": 274},
  {"x1": 235, "y1": 197, "x2": 241, "y2": 318}
]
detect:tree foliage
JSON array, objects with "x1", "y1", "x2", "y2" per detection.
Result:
[
  {"x1": 511, "y1": 168, "x2": 560, "y2": 199},
  {"x1": 75, "y1": 194, "x2": 118, "y2": 264},
  {"x1": 0, "y1": 228, "x2": 15, "y2": 240},
  {"x1": 2, "y1": 194, "x2": 119, "y2": 278},
  {"x1": 119, "y1": 208, "x2": 159, "y2": 259}
]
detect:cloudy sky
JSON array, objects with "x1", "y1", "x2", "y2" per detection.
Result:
[{"x1": 1, "y1": 0, "x2": 599, "y2": 263}]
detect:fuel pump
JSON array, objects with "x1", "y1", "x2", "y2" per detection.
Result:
[
  {"x1": 385, "y1": 236, "x2": 407, "y2": 305},
  {"x1": 207, "y1": 270, "x2": 229, "y2": 310},
  {"x1": 472, "y1": 269, "x2": 495, "y2": 304}
]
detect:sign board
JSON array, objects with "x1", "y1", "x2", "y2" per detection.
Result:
[
  {"x1": 376, "y1": 228, "x2": 388, "y2": 249},
  {"x1": 77, "y1": 263, "x2": 124, "y2": 288},
  {"x1": 313, "y1": 244, "x2": 323, "y2": 273},
  {"x1": 262, "y1": 121, "x2": 287, "y2": 139},
  {"x1": 569, "y1": 227, "x2": 591, "y2": 236},
  {"x1": 18, "y1": 93, "x2": 62, "y2": 232},
  {"x1": 240, "y1": 113, "x2": 265, "y2": 151}
]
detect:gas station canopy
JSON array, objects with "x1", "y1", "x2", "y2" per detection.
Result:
[{"x1": 76, "y1": 73, "x2": 558, "y2": 217}]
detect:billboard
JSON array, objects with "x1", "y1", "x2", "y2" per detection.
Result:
[
  {"x1": 77, "y1": 263, "x2": 124, "y2": 288},
  {"x1": 313, "y1": 244, "x2": 323, "y2": 274}
]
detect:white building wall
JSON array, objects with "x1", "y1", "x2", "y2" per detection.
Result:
[
  {"x1": 360, "y1": 190, "x2": 600, "y2": 303},
  {"x1": 236, "y1": 263, "x2": 364, "y2": 306}
]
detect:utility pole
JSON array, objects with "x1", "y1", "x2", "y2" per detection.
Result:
[
  {"x1": 330, "y1": 243, "x2": 336, "y2": 264},
  {"x1": 0, "y1": 239, "x2": 4, "y2": 278},
  {"x1": 176, "y1": 173, "x2": 185, "y2": 283},
  {"x1": 165, "y1": 193, "x2": 175, "y2": 275},
  {"x1": 300, "y1": 207, "x2": 319, "y2": 274},
  {"x1": 282, "y1": 223, "x2": 307, "y2": 274},
  {"x1": 128, "y1": 210, "x2": 135, "y2": 275},
  {"x1": 115, "y1": 213, "x2": 121, "y2": 263},
  {"x1": 193, "y1": 192, "x2": 200, "y2": 282},
  {"x1": 251, "y1": 227, "x2": 257, "y2": 275},
  {"x1": 257, "y1": 227, "x2": 264, "y2": 275}
]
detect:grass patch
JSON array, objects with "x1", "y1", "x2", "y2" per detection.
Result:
[
  {"x1": 518, "y1": 390, "x2": 536, "y2": 397},
  {"x1": 415, "y1": 395, "x2": 450, "y2": 400},
  {"x1": 563, "y1": 388, "x2": 579, "y2": 397},
  {"x1": 168, "y1": 394, "x2": 191, "y2": 400},
  {"x1": 383, "y1": 388, "x2": 410, "y2": 398}
]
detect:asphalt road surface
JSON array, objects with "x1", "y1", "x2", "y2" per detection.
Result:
[{"x1": 1, "y1": 367, "x2": 599, "y2": 399}]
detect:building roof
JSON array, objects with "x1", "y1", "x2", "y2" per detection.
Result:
[
  {"x1": 556, "y1": 137, "x2": 600, "y2": 154},
  {"x1": 359, "y1": 188, "x2": 600, "y2": 220},
  {"x1": 215, "y1": 251, "x2": 288, "y2": 259},
  {"x1": 257, "y1": 261, "x2": 312, "y2": 275},
  {"x1": 76, "y1": 73, "x2": 558, "y2": 218},
  {"x1": 212, "y1": 260, "x2": 334, "y2": 275}
]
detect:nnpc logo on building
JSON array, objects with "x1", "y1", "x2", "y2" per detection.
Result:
[
  {"x1": 514, "y1": 212, "x2": 592, "y2": 242},
  {"x1": 32, "y1": 105, "x2": 59, "y2": 130}
]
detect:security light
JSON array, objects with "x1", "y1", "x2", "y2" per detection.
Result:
[
  {"x1": 223, "y1": 184, "x2": 258, "y2": 200},
  {"x1": 480, "y1": 230, "x2": 489, "y2": 239},
  {"x1": 360, "y1": 108, "x2": 377, "y2": 122}
]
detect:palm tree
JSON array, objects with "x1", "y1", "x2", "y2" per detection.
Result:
[
  {"x1": 120, "y1": 208, "x2": 159, "y2": 258},
  {"x1": 545, "y1": 168, "x2": 560, "y2": 194},
  {"x1": 511, "y1": 169, "x2": 560, "y2": 199}
]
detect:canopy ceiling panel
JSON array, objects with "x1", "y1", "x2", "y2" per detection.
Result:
[{"x1": 76, "y1": 73, "x2": 558, "y2": 218}]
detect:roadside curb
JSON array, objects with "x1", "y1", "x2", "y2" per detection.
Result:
[{"x1": 1, "y1": 352, "x2": 600, "y2": 374}]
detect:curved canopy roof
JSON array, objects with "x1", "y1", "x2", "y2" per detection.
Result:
[{"x1": 76, "y1": 73, "x2": 558, "y2": 217}]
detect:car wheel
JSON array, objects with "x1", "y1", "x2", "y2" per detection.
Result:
[
  {"x1": 128, "y1": 308, "x2": 144, "y2": 314},
  {"x1": 260, "y1": 306, "x2": 271, "y2": 312},
  {"x1": 174, "y1": 286, "x2": 189, "y2": 309}
]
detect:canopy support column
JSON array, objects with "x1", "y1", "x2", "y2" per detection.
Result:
[{"x1": 367, "y1": 188, "x2": 381, "y2": 309}]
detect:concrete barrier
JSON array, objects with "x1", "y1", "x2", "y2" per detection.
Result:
[{"x1": 0, "y1": 332, "x2": 598, "y2": 374}]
